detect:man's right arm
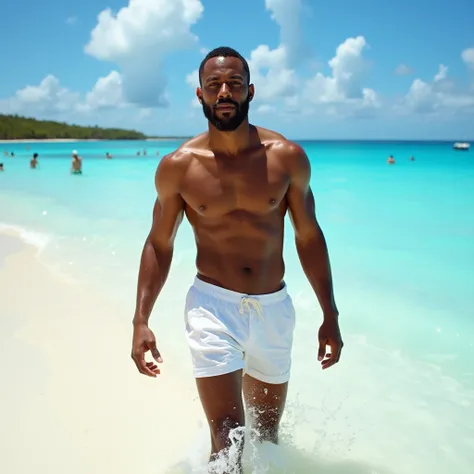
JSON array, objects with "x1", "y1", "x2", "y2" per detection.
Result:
[{"x1": 132, "y1": 152, "x2": 186, "y2": 327}]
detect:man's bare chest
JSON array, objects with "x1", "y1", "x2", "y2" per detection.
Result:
[{"x1": 180, "y1": 155, "x2": 290, "y2": 217}]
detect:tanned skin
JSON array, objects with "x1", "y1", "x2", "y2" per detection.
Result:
[{"x1": 131, "y1": 55, "x2": 343, "y2": 473}]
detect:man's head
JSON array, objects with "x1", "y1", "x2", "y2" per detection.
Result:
[{"x1": 197, "y1": 46, "x2": 254, "y2": 132}]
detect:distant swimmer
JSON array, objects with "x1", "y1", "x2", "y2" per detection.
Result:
[
  {"x1": 10, "y1": 152, "x2": 14, "y2": 157},
  {"x1": 387, "y1": 155, "x2": 395, "y2": 165},
  {"x1": 70, "y1": 150, "x2": 82, "y2": 174},
  {"x1": 0, "y1": 163, "x2": 3, "y2": 171},
  {"x1": 136, "y1": 151, "x2": 141, "y2": 156},
  {"x1": 3, "y1": 151, "x2": 8, "y2": 156},
  {"x1": 143, "y1": 149, "x2": 147, "y2": 156},
  {"x1": 30, "y1": 153, "x2": 39, "y2": 169},
  {"x1": 410, "y1": 156, "x2": 415, "y2": 161},
  {"x1": 106, "y1": 152, "x2": 113, "y2": 159}
]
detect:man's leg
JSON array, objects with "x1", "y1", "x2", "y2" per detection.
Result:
[
  {"x1": 242, "y1": 374, "x2": 288, "y2": 444},
  {"x1": 196, "y1": 370, "x2": 245, "y2": 471}
]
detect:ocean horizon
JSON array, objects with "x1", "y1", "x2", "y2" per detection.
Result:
[{"x1": 1, "y1": 138, "x2": 474, "y2": 473}]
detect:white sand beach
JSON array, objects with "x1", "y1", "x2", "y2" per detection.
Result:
[{"x1": 0, "y1": 232, "x2": 203, "y2": 474}]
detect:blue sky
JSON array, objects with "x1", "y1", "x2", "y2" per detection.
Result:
[{"x1": 1, "y1": 0, "x2": 473, "y2": 139}]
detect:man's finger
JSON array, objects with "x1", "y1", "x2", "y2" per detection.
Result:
[
  {"x1": 322, "y1": 358, "x2": 337, "y2": 370},
  {"x1": 132, "y1": 350, "x2": 157, "y2": 377},
  {"x1": 317, "y1": 340, "x2": 327, "y2": 361},
  {"x1": 147, "y1": 341, "x2": 163, "y2": 363},
  {"x1": 146, "y1": 362, "x2": 161, "y2": 374},
  {"x1": 335, "y1": 341, "x2": 343, "y2": 362},
  {"x1": 322, "y1": 344, "x2": 342, "y2": 369}
]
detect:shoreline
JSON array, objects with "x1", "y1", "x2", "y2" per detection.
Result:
[{"x1": 1, "y1": 137, "x2": 190, "y2": 144}]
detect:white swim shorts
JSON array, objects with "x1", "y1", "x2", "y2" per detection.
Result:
[{"x1": 184, "y1": 277, "x2": 296, "y2": 384}]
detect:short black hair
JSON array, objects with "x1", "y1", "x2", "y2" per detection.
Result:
[
  {"x1": 199, "y1": 46, "x2": 250, "y2": 86},
  {"x1": 33, "y1": 153, "x2": 38, "y2": 158}
]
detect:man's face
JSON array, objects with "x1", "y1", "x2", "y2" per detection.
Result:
[{"x1": 197, "y1": 56, "x2": 254, "y2": 132}]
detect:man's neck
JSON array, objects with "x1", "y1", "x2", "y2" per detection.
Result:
[{"x1": 208, "y1": 120, "x2": 251, "y2": 155}]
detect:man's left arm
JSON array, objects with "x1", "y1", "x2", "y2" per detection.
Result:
[{"x1": 285, "y1": 142, "x2": 343, "y2": 369}]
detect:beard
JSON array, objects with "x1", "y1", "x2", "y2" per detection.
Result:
[{"x1": 201, "y1": 94, "x2": 250, "y2": 132}]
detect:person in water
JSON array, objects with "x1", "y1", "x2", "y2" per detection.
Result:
[
  {"x1": 70, "y1": 150, "x2": 82, "y2": 174},
  {"x1": 130, "y1": 46, "x2": 343, "y2": 472},
  {"x1": 387, "y1": 155, "x2": 395, "y2": 164},
  {"x1": 30, "y1": 153, "x2": 39, "y2": 169},
  {"x1": 0, "y1": 163, "x2": 3, "y2": 171}
]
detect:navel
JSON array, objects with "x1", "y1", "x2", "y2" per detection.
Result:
[
  {"x1": 198, "y1": 204, "x2": 206, "y2": 212},
  {"x1": 269, "y1": 198, "x2": 276, "y2": 205},
  {"x1": 242, "y1": 266, "x2": 252, "y2": 275}
]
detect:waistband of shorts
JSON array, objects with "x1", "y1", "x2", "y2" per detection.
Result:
[{"x1": 191, "y1": 276, "x2": 288, "y2": 305}]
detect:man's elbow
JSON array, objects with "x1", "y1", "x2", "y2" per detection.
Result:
[
  {"x1": 146, "y1": 233, "x2": 174, "y2": 254},
  {"x1": 294, "y1": 223, "x2": 324, "y2": 247}
]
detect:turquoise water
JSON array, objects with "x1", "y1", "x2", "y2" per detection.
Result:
[{"x1": 1, "y1": 139, "x2": 474, "y2": 473}]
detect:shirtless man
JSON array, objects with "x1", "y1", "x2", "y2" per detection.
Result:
[
  {"x1": 131, "y1": 47, "x2": 343, "y2": 472},
  {"x1": 70, "y1": 150, "x2": 82, "y2": 174}
]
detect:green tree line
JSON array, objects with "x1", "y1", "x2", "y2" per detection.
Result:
[{"x1": 0, "y1": 114, "x2": 147, "y2": 140}]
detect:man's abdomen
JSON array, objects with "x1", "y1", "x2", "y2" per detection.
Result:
[{"x1": 195, "y1": 236, "x2": 286, "y2": 295}]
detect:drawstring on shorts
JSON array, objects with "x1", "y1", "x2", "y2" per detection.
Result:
[{"x1": 239, "y1": 296, "x2": 263, "y2": 319}]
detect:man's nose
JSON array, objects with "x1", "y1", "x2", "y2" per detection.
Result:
[{"x1": 217, "y1": 83, "x2": 232, "y2": 99}]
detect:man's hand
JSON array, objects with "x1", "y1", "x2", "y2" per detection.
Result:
[
  {"x1": 318, "y1": 317, "x2": 343, "y2": 370},
  {"x1": 131, "y1": 323, "x2": 163, "y2": 377}
]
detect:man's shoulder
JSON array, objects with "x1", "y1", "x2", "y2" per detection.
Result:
[
  {"x1": 155, "y1": 132, "x2": 208, "y2": 179},
  {"x1": 161, "y1": 132, "x2": 209, "y2": 162},
  {"x1": 255, "y1": 126, "x2": 306, "y2": 158}
]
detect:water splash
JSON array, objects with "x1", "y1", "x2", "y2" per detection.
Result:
[{"x1": 163, "y1": 401, "x2": 392, "y2": 474}]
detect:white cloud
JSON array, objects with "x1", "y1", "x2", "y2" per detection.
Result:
[
  {"x1": 395, "y1": 64, "x2": 414, "y2": 76},
  {"x1": 0, "y1": 75, "x2": 80, "y2": 115},
  {"x1": 185, "y1": 69, "x2": 199, "y2": 89},
  {"x1": 402, "y1": 64, "x2": 474, "y2": 115},
  {"x1": 303, "y1": 36, "x2": 379, "y2": 116},
  {"x1": 81, "y1": 71, "x2": 126, "y2": 112},
  {"x1": 248, "y1": 45, "x2": 298, "y2": 101},
  {"x1": 255, "y1": 104, "x2": 277, "y2": 114},
  {"x1": 264, "y1": 0, "x2": 304, "y2": 64},
  {"x1": 185, "y1": 70, "x2": 201, "y2": 108},
  {"x1": 434, "y1": 64, "x2": 448, "y2": 82},
  {"x1": 246, "y1": 0, "x2": 303, "y2": 107},
  {"x1": 0, "y1": 71, "x2": 132, "y2": 117},
  {"x1": 462, "y1": 48, "x2": 474, "y2": 70},
  {"x1": 84, "y1": 0, "x2": 204, "y2": 107}
]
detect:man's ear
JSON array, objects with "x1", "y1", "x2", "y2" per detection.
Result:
[
  {"x1": 196, "y1": 87, "x2": 203, "y2": 104},
  {"x1": 248, "y1": 84, "x2": 255, "y2": 102}
]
